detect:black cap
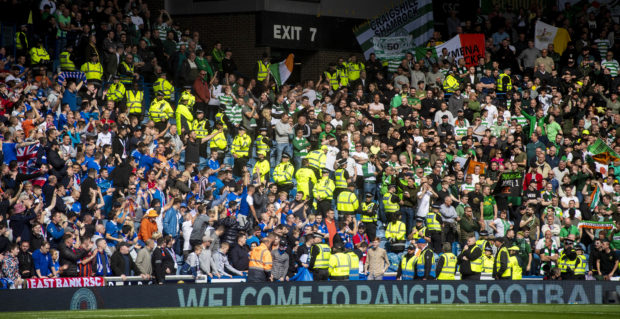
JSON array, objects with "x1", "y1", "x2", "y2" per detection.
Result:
[
  {"x1": 312, "y1": 233, "x2": 324, "y2": 239},
  {"x1": 479, "y1": 230, "x2": 489, "y2": 236},
  {"x1": 365, "y1": 193, "x2": 373, "y2": 197},
  {"x1": 347, "y1": 182, "x2": 356, "y2": 188},
  {"x1": 416, "y1": 217, "x2": 424, "y2": 222},
  {"x1": 431, "y1": 204, "x2": 441, "y2": 209},
  {"x1": 156, "y1": 91, "x2": 165, "y2": 96},
  {"x1": 183, "y1": 85, "x2": 192, "y2": 89},
  {"x1": 322, "y1": 168, "x2": 330, "y2": 173},
  {"x1": 259, "y1": 127, "x2": 267, "y2": 131},
  {"x1": 282, "y1": 153, "x2": 290, "y2": 159},
  {"x1": 196, "y1": 109, "x2": 204, "y2": 114}
]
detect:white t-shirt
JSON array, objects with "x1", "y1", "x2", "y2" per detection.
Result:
[
  {"x1": 560, "y1": 196, "x2": 578, "y2": 208},
  {"x1": 325, "y1": 146, "x2": 339, "y2": 171},
  {"x1": 416, "y1": 191, "x2": 432, "y2": 218},
  {"x1": 484, "y1": 104, "x2": 498, "y2": 123},
  {"x1": 182, "y1": 220, "x2": 193, "y2": 251}
]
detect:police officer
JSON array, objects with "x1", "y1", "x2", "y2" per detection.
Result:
[
  {"x1": 106, "y1": 75, "x2": 126, "y2": 104},
  {"x1": 409, "y1": 217, "x2": 427, "y2": 242},
  {"x1": 426, "y1": 204, "x2": 443, "y2": 253},
  {"x1": 508, "y1": 246, "x2": 522, "y2": 280},
  {"x1": 328, "y1": 243, "x2": 350, "y2": 281},
  {"x1": 295, "y1": 159, "x2": 317, "y2": 201},
  {"x1": 313, "y1": 168, "x2": 335, "y2": 216},
  {"x1": 309, "y1": 233, "x2": 331, "y2": 281},
  {"x1": 385, "y1": 214, "x2": 406, "y2": 253},
  {"x1": 176, "y1": 94, "x2": 194, "y2": 136},
  {"x1": 272, "y1": 153, "x2": 295, "y2": 194},
  {"x1": 496, "y1": 67, "x2": 512, "y2": 107},
  {"x1": 476, "y1": 230, "x2": 493, "y2": 253},
  {"x1": 29, "y1": 39, "x2": 51, "y2": 69},
  {"x1": 415, "y1": 238, "x2": 435, "y2": 280},
  {"x1": 574, "y1": 246, "x2": 586, "y2": 280},
  {"x1": 493, "y1": 237, "x2": 511, "y2": 280},
  {"x1": 208, "y1": 120, "x2": 227, "y2": 162},
  {"x1": 180, "y1": 85, "x2": 196, "y2": 112},
  {"x1": 125, "y1": 80, "x2": 144, "y2": 121},
  {"x1": 256, "y1": 53, "x2": 270, "y2": 82},
  {"x1": 458, "y1": 236, "x2": 483, "y2": 280},
  {"x1": 336, "y1": 183, "x2": 359, "y2": 218},
  {"x1": 482, "y1": 246, "x2": 495, "y2": 275},
  {"x1": 345, "y1": 244, "x2": 360, "y2": 280},
  {"x1": 442, "y1": 70, "x2": 460, "y2": 100},
  {"x1": 324, "y1": 63, "x2": 339, "y2": 91},
  {"x1": 333, "y1": 159, "x2": 349, "y2": 199},
  {"x1": 153, "y1": 73, "x2": 174, "y2": 101},
  {"x1": 253, "y1": 151, "x2": 270, "y2": 184},
  {"x1": 306, "y1": 145, "x2": 328, "y2": 179},
  {"x1": 149, "y1": 91, "x2": 174, "y2": 132},
  {"x1": 360, "y1": 193, "x2": 377, "y2": 241},
  {"x1": 397, "y1": 243, "x2": 417, "y2": 280},
  {"x1": 255, "y1": 127, "x2": 271, "y2": 160},
  {"x1": 558, "y1": 246, "x2": 581, "y2": 280},
  {"x1": 80, "y1": 53, "x2": 103, "y2": 87},
  {"x1": 382, "y1": 184, "x2": 400, "y2": 221},
  {"x1": 59, "y1": 46, "x2": 76, "y2": 71},
  {"x1": 436, "y1": 243, "x2": 458, "y2": 280},
  {"x1": 231, "y1": 127, "x2": 252, "y2": 177}
]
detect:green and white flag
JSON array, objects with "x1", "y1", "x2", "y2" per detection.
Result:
[
  {"x1": 353, "y1": 0, "x2": 434, "y2": 59},
  {"x1": 269, "y1": 54, "x2": 294, "y2": 87},
  {"x1": 372, "y1": 36, "x2": 414, "y2": 72}
]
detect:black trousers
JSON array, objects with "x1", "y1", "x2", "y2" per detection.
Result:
[
  {"x1": 233, "y1": 157, "x2": 248, "y2": 177},
  {"x1": 428, "y1": 230, "x2": 442, "y2": 254},
  {"x1": 312, "y1": 268, "x2": 329, "y2": 281},
  {"x1": 461, "y1": 273, "x2": 481, "y2": 281},
  {"x1": 363, "y1": 222, "x2": 377, "y2": 242},
  {"x1": 317, "y1": 200, "x2": 332, "y2": 217},
  {"x1": 154, "y1": 120, "x2": 168, "y2": 133}
]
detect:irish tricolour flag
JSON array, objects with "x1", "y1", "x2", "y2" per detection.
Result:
[
  {"x1": 269, "y1": 54, "x2": 294, "y2": 87},
  {"x1": 434, "y1": 34, "x2": 486, "y2": 68}
]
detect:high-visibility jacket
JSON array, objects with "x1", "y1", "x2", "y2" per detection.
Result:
[
  {"x1": 125, "y1": 90, "x2": 143, "y2": 114},
  {"x1": 575, "y1": 255, "x2": 586, "y2": 276},
  {"x1": 214, "y1": 112, "x2": 228, "y2": 130},
  {"x1": 470, "y1": 246, "x2": 483, "y2": 273},
  {"x1": 257, "y1": 60, "x2": 270, "y2": 81},
  {"x1": 306, "y1": 150, "x2": 326, "y2": 170},
  {"x1": 119, "y1": 61, "x2": 134, "y2": 84},
  {"x1": 181, "y1": 90, "x2": 196, "y2": 108},
  {"x1": 209, "y1": 129, "x2": 227, "y2": 150},
  {"x1": 329, "y1": 252, "x2": 350, "y2": 278},
  {"x1": 255, "y1": 135, "x2": 270, "y2": 155},
  {"x1": 295, "y1": 167, "x2": 316, "y2": 200},
  {"x1": 442, "y1": 74, "x2": 459, "y2": 93},
  {"x1": 336, "y1": 191, "x2": 358, "y2": 214},
  {"x1": 347, "y1": 252, "x2": 360, "y2": 279},
  {"x1": 426, "y1": 211, "x2": 441, "y2": 231},
  {"x1": 59, "y1": 51, "x2": 75, "y2": 71},
  {"x1": 482, "y1": 255, "x2": 495, "y2": 274},
  {"x1": 346, "y1": 62, "x2": 364, "y2": 81},
  {"x1": 253, "y1": 159, "x2": 270, "y2": 181},
  {"x1": 231, "y1": 134, "x2": 252, "y2": 158},
  {"x1": 153, "y1": 77, "x2": 174, "y2": 100},
  {"x1": 337, "y1": 66, "x2": 348, "y2": 87},
  {"x1": 559, "y1": 255, "x2": 579, "y2": 274},
  {"x1": 313, "y1": 243, "x2": 331, "y2": 269},
  {"x1": 334, "y1": 168, "x2": 348, "y2": 188},
  {"x1": 476, "y1": 239, "x2": 490, "y2": 252},
  {"x1": 248, "y1": 243, "x2": 273, "y2": 272},
  {"x1": 107, "y1": 82, "x2": 126, "y2": 102},
  {"x1": 437, "y1": 252, "x2": 458, "y2": 280},
  {"x1": 81, "y1": 62, "x2": 103, "y2": 81},
  {"x1": 415, "y1": 248, "x2": 436, "y2": 278},
  {"x1": 192, "y1": 119, "x2": 209, "y2": 139},
  {"x1": 385, "y1": 220, "x2": 406, "y2": 241},
  {"x1": 497, "y1": 73, "x2": 512, "y2": 92},
  {"x1": 324, "y1": 71, "x2": 339, "y2": 90},
  {"x1": 313, "y1": 176, "x2": 335, "y2": 201},
  {"x1": 176, "y1": 103, "x2": 194, "y2": 135},
  {"x1": 382, "y1": 193, "x2": 400, "y2": 214},
  {"x1": 411, "y1": 226, "x2": 426, "y2": 241},
  {"x1": 15, "y1": 31, "x2": 28, "y2": 50},
  {"x1": 361, "y1": 202, "x2": 377, "y2": 223},
  {"x1": 509, "y1": 256, "x2": 522, "y2": 280},
  {"x1": 495, "y1": 247, "x2": 511, "y2": 278},
  {"x1": 29, "y1": 47, "x2": 50, "y2": 64},
  {"x1": 273, "y1": 162, "x2": 294, "y2": 185},
  {"x1": 400, "y1": 254, "x2": 417, "y2": 280},
  {"x1": 149, "y1": 99, "x2": 173, "y2": 122}
]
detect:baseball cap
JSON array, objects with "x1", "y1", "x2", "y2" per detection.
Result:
[{"x1": 416, "y1": 238, "x2": 427, "y2": 244}]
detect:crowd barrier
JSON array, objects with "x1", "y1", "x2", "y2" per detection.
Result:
[{"x1": 1, "y1": 280, "x2": 619, "y2": 311}]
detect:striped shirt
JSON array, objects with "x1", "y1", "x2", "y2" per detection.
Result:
[
  {"x1": 218, "y1": 94, "x2": 234, "y2": 109},
  {"x1": 225, "y1": 105, "x2": 243, "y2": 125},
  {"x1": 155, "y1": 23, "x2": 169, "y2": 41},
  {"x1": 594, "y1": 38, "x2": 610, "y2": 58},
  {"x1": 602, "y1": 59, "x2": 619, "y2": 77}
]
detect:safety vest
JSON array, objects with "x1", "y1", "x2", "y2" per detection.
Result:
[
  {"x1": 361, "y1": 202, "x2": 377, "y2": 223},
  {"x1": 415, "y1": 248, "x2": 436, "y2": 278},
  {"x1": 382, "y1": 193, "x2": 400, "y2": 214},
  {"x1": 337, "y1": 66, "x2": 348, "y2": 87},
  {"x1": 306, "y1": 150, "x2": 325, "y2": 170},
  {"x1": 15, "y1": 31, "x2": 28, "y2": 50},
  {"x1": 411, "y1": 226, "x2": 426, "y2": 241},
  {"x1": 337, "y1": 191, "x2": 358, "y2": 213},
  {"x1": 347, "y1": 252, "x2": 360, "y2": 280},
  {"x1": 29, "y1": 47, "x2": 50, "y2": 64},
  {"x1": 313, "y1": 243, "x2": 331, "y2": 269},
  {"x1": 59, "y1": 51, "x2": 75, "y2": 71},
  {"x1": 437, "y1": 252, "x2": 457, "y2": 280},
  {"x1": 149, "y1": 99, "x2": 173, "y2": 122},
  {"x1": 81, "y1": 62, "x2": 103, "y2": 81},
  {"x1": 255, "y1": 135, "x2": 270, "y2": 154},
  {"x1": 329, "y1": 252, "x2": 351, "y2": 278},
  {"x1": 175, "y1": 103, "x2": 194, "y2": 135},
  {"x1": 107, "y1": 82, "x2": 126, "y2": 102},
  {"x1": 482, "y1": 255, "x2": 494, "y2": 274},
  {"x1": 476, "y1": 239, "x2": 489, "y2": 252},
  {"x1": 497, "y1": 73, "x2": 512, "y2": 92},
  {"x1": 295, "y1": 167, "x2": 316, "y2": 200},
  {"x1": 231, "y1": 134, "x2": 252, "y2": 158},
  {"x1": 347, "y1": 62, "x2": 364, "y2": 81},
  {"x1": 119, "y1": 61, "x2": 134, "y2": 84},
  {"x1": 153, "y1": 78, "x2": 174, "y2": 100},
  {"x1": 334, "y1": 169, "x2": 348, "y2": 189},
  {"x1": 495, "y1": 247, "x2": 511, "y2": 278},
  {"x1": 385, "y1": 220, "x2": 406, "y2": 241},
  {"x1": 125, "y1": 90, "x2": 143, "y2": 114},
  {"x1": 209, "y1": 129, "x2": 227, "y2": 149},
  {"x1": 248, "y1": 243, "x2": 273, "y2": 272},
  {"x1": 192, "y1": 120, "x2": 209, "y2": 139},
  {"x1": 273, "y1": 162, "x2": 294, "y2": 185},
  {"x1": 442, "y1": 74, "x2": 459, "y2": 93},
  {"x1": 214, "y1": 112, "x2": 228, "y2": 130},
  {"x1": 180, "y1": 90, "x2": 196, "y2": 110},
  {"x1": 470, "y1": 246, "x2": 483, "y2": 273},
  {"x1": 324, "y1": 71, "x2": 339, "y2": 90},
  {"x1": 426, "y1": 211, "x2": 441, "y2": 231},
  {"x1": 509, "y1": 256, "x2": 522, "y2": 280},
  {"x1": 313, "y1": 176, "x2": 335, "y2": 201},
  {"x1": 559, "y1": 256, "x2": 579, "y2": 274},
  {"x1": 257, "y1": 60, "x2": 270, "y2": 81},
  {"x1": 253, "y1": 159, "x2": 270, "y2": 181},
  {"x1": 575, "y1": 255, "x2": 586, "y2": 276},
  {"x1": 400, "y1": 255, "x2": 417, "y2": 280}
]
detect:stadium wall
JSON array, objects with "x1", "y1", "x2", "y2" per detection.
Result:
[{"x1": 1, "y1": 281, "x2": 619, "y2": 311}]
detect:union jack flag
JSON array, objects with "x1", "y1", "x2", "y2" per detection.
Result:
[{"x1": 16, "y1": 143, "x2": 47, "y2": 187}]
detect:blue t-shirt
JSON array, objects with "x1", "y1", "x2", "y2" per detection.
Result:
[
  {"x1": 2, "y1": 142, "x2": 17, "y2": 164},
  {"x1": 105, "y1": 221, "x2": 120, "y2": 247},
  {"x1": 62, "y1": 90, "x2": 80, "y2": 112},
  {"x1": 208, "y1": 159, "x2": 220, "y2": 173}
]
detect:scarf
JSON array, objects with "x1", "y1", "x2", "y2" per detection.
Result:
[{"x1": 96, "y1": 251, "x2": 111, "y2": 276}]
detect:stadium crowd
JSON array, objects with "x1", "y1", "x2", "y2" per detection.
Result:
[{"x1": 0, "y1": 0, "x2": 620, "y2": 288}]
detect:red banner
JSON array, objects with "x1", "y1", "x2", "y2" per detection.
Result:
[{"x1": 26, "y1": 277, "x2": 105, "y2": 289}]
